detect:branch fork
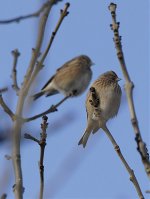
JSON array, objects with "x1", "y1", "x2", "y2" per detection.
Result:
[{"x1": 24, "y1": 115, "x2": 48, "y2": 199}]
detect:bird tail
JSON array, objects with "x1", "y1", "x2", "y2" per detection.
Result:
[
  {"x1": 78, "y1": 121, "x2": 100, "y2": 148},
  {"x1": 78, "y1": 129, "x2": 91, "y2": 148},
  {"x1": 32, "y1": 91, "x2": 45, "y2": 100}
]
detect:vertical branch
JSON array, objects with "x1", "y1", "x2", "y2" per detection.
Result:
[
  {"x1": 24, "y1": 115, "x2": 48, "y2": 199},
  {"x1": 12, "y1": 2, "x2": 55, "y2": 199},
  {"x1": 108, "y1": 3, "x2": 150, "y2": 178},
  {"x1": 11, "y1": 49, "x2": 20, "y2": 95},
  {"x1": 0, "y1": 194, "x2": 7, "y2": 199},
  {"x1": 39, "y1": 116, "x2": 48, "y2": 199}
]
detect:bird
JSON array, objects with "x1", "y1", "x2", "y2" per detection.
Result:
[
  {"x1": 33, "y1": 55, "x2": 94, "y2": 100},
  {"x1": 78, "y1": 71, "x2": 122, "y2": 148}
]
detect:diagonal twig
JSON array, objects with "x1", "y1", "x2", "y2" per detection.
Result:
[
  {"x1": 108, "y1": 2, "x2": 150, "y2": 178},
  {"x1": 24, "y1": 133, "x2": 39, "y2": 144},
  {"x1": 89, "y1": 89, "x2": 144, "y2": 199},
  {"x1": 25, "y1": 2, "x2": 70, "y2": 91},
  {"x1": 0, "y1": 2, "x2": 50, "y2": 24},
  {"x1": 0, "y1": 94, "x2": 15, "y2": 121},
  {"x1": 24, "y1": 95, "x2": 70, "y2": 122},
  {"x1": 102, "y1": 125, "x2": 144, "y2": 199},
  {"x1": 0, "y1": 87, "x2": 8, "y2": 93},
  {"x1": 11, "y1": 49, "x2": 20, "y2": 95},
  {"x1": 0, "y1": 194, "x2": 7, "y2": 199}
]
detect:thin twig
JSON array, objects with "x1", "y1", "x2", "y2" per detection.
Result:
[
  {"x1": 0, "y1": 87, "x2": 8, "y2": 93},
  {"x1": 0, "y1": 2, "x2": 50, "y2": 24},
  {"x1": 25, "y1": 2, "x2": 70, "y2": 90},
  {"x1": 0, "y1": 94, "x2": 15, "y2": 121},
  {"x1": 108, "y1": 2, "x2": 150, "y2": 178},
  {"x1": 89, "y1": 89, "x2": 144, "y2": 199},
  {"x1": 102, "y1": 125, "x2": 144, "y2": 199},
  {"x1": 39, "y1": 115, "x2": 48, "y2": 199},
  {"x1": 145, "y1": 190, "x2": 150, "y2": 194},
  {"x1": 24, "y1": 95, "x2": 69, "y2": 122},
  {"x1": 24, "y1": 116, "x2": 48, "y2": 199},
  {"x1": 39, "y1": 2, "x2": 70, "y2": 64},
  {"x1": 24, "y1": 133, "x2": 39, "y2": 144},
  {"x1": 0, "y1": 194, "x2": 7, "y2": 199},
  {"x1": 11, "y1": 49, "x2": 20, "y2": 95}
]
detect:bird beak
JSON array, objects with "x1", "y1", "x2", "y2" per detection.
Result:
[
  {"x1": 91, "y1": 62, "x2": 95, "y2": 66},
  {"x1": 116, "y1": 77, "x2": 121, "y2": 81}
]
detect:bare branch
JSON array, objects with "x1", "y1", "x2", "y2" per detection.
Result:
[
  {"x1": 145, "y1": 190, "x2": 150, "y2": 194},
  {"x1": 0, "y1": 87, "x2": 8, "y2": 93},
  {"x1": 0, "y1": 2, "x2": 50, "y2": 24},
  {"x1": 24, "y1": 116, "x2": 48, "y2": 199},
  {"x1": 102, "y1": 125, "x2": 144, "y2": 199},
  {"x1": 0, "y1": 94, "x2": 15, "y2": 121},
  {"x1": 24, "y1": 133, "x2": 40, "y2": 143},
  {"x1": 11, "y1": 1, "x2": 58, "y2": 198},
  {"x1": 89, "y1": 88, "x2": 144, "y2": 199},
  {"x1": 39, "y1": 2, "x2": 70, "y2": 64},
  {"x1": 39, "y1": 115, "x2": 48, "y2": 199},
  {"x1": 24, "y1": 95, "x2": 69, "y2": 122},
  {"x1": 108, "y1": 2, "x2": 150, "y2": 178},
  {"x1": 25, "y1": 2, "x2": 70, "y2": 91},
  {"x1": 0, "y1": 194, "x2": 7, "y2": 199},
  {"x1": 11, "y1": 49, "x2": 20, "y2": 95}
]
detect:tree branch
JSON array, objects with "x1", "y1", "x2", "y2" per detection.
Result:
[
  {"x1": 0, "y1": 194, "x2": 7, "y2": 199},
  {"x1": 108, "y1": 2, "x2": 150, "y2": 178},
  {"x1": 89, "y1": 88, "x2": 144, "y2": 199},
  {"x1": 0, "y1": 87, "x2": 8, "y2": 93},
  {"x1": 24, "y1": 116, "x2": 48, "y2": 199},
  {"x1": 0, "y1": 94, "x2": 15, "y2": 121},
  {"x1": 102, "y1": 125, "x2": 144, "y2": 199},
  {"x1": 24, "y1": 95, "x2": 69, "y2": 122},
  {"x1": 25, "y1": 2, "x2": 70, "y2": 91},
  {"x1": 24, "y1": 133, "x2": 40, "y2": 144},
  {"x1": 39, "y1": 116, "x2": 48, "y2": 199},
  {"x1": 0, "y1": 2, "x2": 50, "y2": 24},
  {"x1": 11, "y1": 49, "x2": 20, "y2": 95},
  {"x1": 11, "y1": 1, "x2": 57, "y2": 198}
]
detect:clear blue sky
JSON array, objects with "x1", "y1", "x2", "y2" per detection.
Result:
[{"x1": 0, "y1": 0, "x2": 149, "y2": 199}]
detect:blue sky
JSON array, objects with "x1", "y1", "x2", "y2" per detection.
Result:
[{"x1": 0, "y1": 0, "x2": 149, "y2": 198}]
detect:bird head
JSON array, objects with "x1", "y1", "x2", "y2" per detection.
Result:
[{"x1": 103, "y1": 71, "x2": 121, "y2": 82}]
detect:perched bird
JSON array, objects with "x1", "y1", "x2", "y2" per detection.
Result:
[
  {"x1": 78, "y1": 71, "x2": 122, "y2": 148},
  {"x1": 33, "y1": 55, "x2": 94, "y2": 100}
]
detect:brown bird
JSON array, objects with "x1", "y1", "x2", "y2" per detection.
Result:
[
  {"x1": 78, "y1": 71, "x2": 122, "y2": 147},
  {"x1": 33, "y1": 55, "x2": 94, "y2": 100}
]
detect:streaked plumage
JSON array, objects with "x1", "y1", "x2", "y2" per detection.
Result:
[
  {"x1": 33, "y1": 55, "x2": 94, "y2": 100},
  {"x1": 78, "y1": 71, "x2": 122, "y2": 147}
]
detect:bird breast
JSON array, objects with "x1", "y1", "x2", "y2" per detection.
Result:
[{"x1": 99, "y1": 85, "x2": 121, "y2": 120}]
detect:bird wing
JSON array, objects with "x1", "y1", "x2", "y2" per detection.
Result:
[
  {"x1": 41, "y1": 75, "x2": 55, "y2": 90},
  {"x1": 42, "y1": 57, "x2": 79, "y2": 90},
  {"x1": 56, "y1": 56, "x2": 79, "y2": 72}
]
